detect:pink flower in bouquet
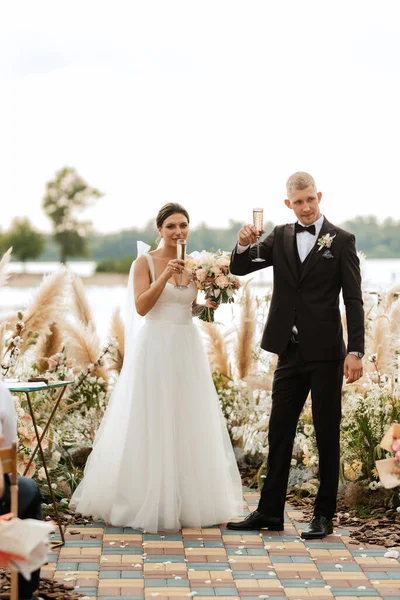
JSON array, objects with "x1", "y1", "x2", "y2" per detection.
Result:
[
  {"x1": 396, "y1": 451, "x2": 400, "y2": 461},
  {"x1": 216, "y1": 255, "x2": 230, "y2": 269},
  {"x1": 215, "y1": 274, "x2": 229, "y2": 288},
  {"x1": 196, "y1": 268, "x2": 208, "y2": 283},
  {"x1": 211, "y1": 266, "x2": 222, "y2": 276}
]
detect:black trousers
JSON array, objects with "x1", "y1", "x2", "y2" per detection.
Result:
[
  {"x1": 1, "y1": 475, "x2": 42, "y2": 600},
  {"x1": 258, "y1": 341, "x2": 344, "y2": 520}
]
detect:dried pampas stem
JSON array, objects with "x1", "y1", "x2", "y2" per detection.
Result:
[
  {"x1": 20, "y1": 268, "x2": 68, "y2": 352},
  {"x1": 0, "y1": 322, "x2": 7, "y2": 364},
  {"x1": 235, "y1": 283, "x2": 256, "y2": 380},
  {"x1": 109, "y1": 308, "x2": 125, "y2": 373},
  {"x1": 71, "y1": 274, "x2": 94, "y2": 327},
  {"x1": 389, "y1": 297, "x2": 400, "y2": 352},
  {"x1": 0, "y1": 248, "x2": 12, "y2": 289},
  {"x1": 35, "y1": 322, "x2": 63, "y2": 373},
  {"x1": 64, "y1": 321, "x2": 108, "y2": 382},
  {"x1": 201, "y1": 322, "x2": 230, "y2": 380},
  {"x1": 366, "y1": 312, "x2": 393, "y2": 375}
]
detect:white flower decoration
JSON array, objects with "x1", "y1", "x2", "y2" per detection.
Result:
[{"x1": 317, "y1": 233, "x2": 336, "y2": 252}]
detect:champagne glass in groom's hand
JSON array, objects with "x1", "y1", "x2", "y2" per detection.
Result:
[
  {"x1": 175, "y1": 239, "x2": 188, "y2": 289},
  {"x1": 252, "y1": 208, "x2": 266, "y2": 263}
]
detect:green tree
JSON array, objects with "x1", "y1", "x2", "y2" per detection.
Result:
[
  {"x1": 4, "y1": 218, "x2": 45, "y2": 268},
  {"x1": 42, "y1": 167, "x2": 103, "y2": 263}
]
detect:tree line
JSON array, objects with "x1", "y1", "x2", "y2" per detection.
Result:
[{"x1": 1, "y1": 166, "x2": 400, "y2": 268}]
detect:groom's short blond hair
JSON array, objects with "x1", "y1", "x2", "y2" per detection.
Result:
[{"x1": 286, "y1": 172, "x2": 316, "y2": 197}]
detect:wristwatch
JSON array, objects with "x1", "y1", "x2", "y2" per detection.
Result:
[{"x1": 348, "y1": 351, "x2": 364, "y2": 359}]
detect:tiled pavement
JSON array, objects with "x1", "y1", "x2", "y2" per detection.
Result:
[{"x1": 45, "y1": 491, "x2": 400, "y2": 600}]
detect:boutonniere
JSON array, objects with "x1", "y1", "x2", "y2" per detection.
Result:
[{"x1": 317, "y1": 233, "x2": 336, "y2": 252}]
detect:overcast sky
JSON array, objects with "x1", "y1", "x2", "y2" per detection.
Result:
[{"x1": 1, "y1": 1, "x2": 399, "y2": 235}]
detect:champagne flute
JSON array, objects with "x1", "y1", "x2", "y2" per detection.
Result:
[
  {"x1": 252, "y1": 208, "x2": 266, "y2": 262},
  {"x1": 174, "y1": 239, "x2": 188, "y2": 289}
]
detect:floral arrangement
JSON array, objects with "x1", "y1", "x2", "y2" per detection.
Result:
[
  {"x1": 15, "y1": 338, "x2": 118, "y2": 479},
  {"x1": 0, "y1": 248, "x2": 123, "y2": 501},
  {"x1": 375, "y1": 423, "x2": 400, "y2": 488},
  {"x1": 1, "y1": 313, "x2": 39, "y2": 377},
  {"x1": 1, "y1": 243, "x2": 400, "y2": 510},
  {"x1": 187, "y1": 250, "x2": 241, "y2": 321},
  {"x1": 317, "y1": 233, "x2": 336, "y2": 252},
  {"x1": 341, "y1": 378, "x2": 399, "y2": 481}
]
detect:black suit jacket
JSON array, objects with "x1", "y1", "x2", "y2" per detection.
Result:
[{"x1": 230, "y1": 218, "x2": 365, "y2": 361}]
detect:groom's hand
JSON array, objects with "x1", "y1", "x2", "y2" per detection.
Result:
[
  {"x1": 238, "y1": 224, "x2": 265, "y2": 246},
  {"x1": 344, "y1": 354, "x2": 363, "y2": 383}
]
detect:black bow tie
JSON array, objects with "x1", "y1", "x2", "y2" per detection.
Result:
[{"x1": 295, "y1": 222, "x2": 316, "y2": 235}]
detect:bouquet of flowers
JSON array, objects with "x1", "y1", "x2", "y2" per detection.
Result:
[
  {"x1": 375, "y1": 423, "x2": 400, "y2": 488},
  {"x1": 187, "y1": 250, "x2": 241, "y2": 322}
]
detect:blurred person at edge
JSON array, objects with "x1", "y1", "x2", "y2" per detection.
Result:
[{"x1": 0, "y1": 382, "x2": 43, "y2": 600}]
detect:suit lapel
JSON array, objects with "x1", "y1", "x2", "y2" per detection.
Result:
[
  {"x1": 283, "y1": 223, "x2": 298, "y2": 281},
  {"x1": 299, "y1": 217, "x2": 337, "y2": 283}
]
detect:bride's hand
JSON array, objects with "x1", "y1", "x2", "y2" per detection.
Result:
[
  {"x1": 205, "y1": 298, "x2": 220, "y2": 309},
  {"x1": 165, "y1": 259, "x2": 185, "y2": 276}
]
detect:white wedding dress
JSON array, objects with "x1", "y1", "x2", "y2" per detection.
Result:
[{"x1": 71, "y1": 253, "x2": 243, "y2": 532}]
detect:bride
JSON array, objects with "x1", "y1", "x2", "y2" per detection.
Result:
[{"x1": 71, "y1": 203, "x2": 243, "y2": 532}]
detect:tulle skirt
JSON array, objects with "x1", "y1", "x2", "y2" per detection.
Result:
[{"x1": 70, "y1": 321, "x2": 243, "y2": 532}]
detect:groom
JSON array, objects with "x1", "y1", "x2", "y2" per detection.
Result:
[{"x1": 228, "y1": 172, "x2": 364, "y2": 539}]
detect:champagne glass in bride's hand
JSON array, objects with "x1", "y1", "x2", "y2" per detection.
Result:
[
  {"x1": 175, "y1": 239, "x2": 188, "y2": 289},
  {"x1": 252, "y1": 208, "x2": 266, "y2": 263}
]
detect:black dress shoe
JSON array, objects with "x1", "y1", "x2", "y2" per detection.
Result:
[
  {"x1": 301, "y1": 515, "x2": 333, "y2": 539},
  {"x1": 227, "y1": 510, "x2": 283, "y2": 531}
]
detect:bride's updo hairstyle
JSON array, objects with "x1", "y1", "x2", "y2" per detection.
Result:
[{"x1": 156, "y1": 203, "x2": 190, "y2": 229}]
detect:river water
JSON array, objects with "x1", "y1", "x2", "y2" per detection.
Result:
[{"x1": 2, "y1": 259, "x2": 400, "y2": 341}]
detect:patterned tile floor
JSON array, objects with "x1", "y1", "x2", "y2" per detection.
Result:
[{"x1": 45, "y1": 491, "x2": 400, "y2": 600}]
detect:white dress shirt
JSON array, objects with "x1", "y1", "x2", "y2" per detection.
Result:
[
  {"x1": 0, "y1": 381, "x2": 17, "y2": 447},
  {"x1": 237, "y1": 214, "x2": 325, "y2": 262},
  {"x1": 295, "y1": 214, "x2": 324, "y2": 262}
]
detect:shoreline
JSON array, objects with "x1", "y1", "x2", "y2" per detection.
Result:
[
  {"x1": 7, "y1": 272, "x2": 129, "y2": 288},
  {"x1": 6, "y1": 272, "x2": 272, "y2": 289}
]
